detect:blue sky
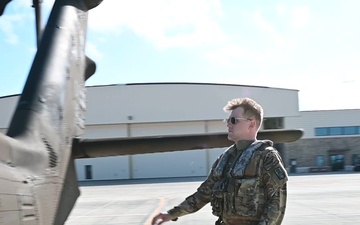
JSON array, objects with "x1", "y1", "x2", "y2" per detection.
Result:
[{"x1": 1, "y1": 0, "x2": 359, "y2": 111}]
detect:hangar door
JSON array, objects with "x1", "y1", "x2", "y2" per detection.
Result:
[
  {"x1": 132, "y1": 150, "x2": 207, "y2": 179},
  {"x1": 76, "y1": 156, "x2": 130, "y2": 181}
]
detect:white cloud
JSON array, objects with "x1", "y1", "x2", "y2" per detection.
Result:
[
  {"x1": 0, "y1": 14, "x2": 23, "y2": 44},
  {"x1": 291, "y1": 7, "x2": 310, "y2": 31},
  {"x1": 276, "y1": 4, "x2": 286, "y2": 15},
  {"x1": 307, "y1": 55, "x2": 360, "y2": 82},
  {"x1": 28, "y1": 45, "x2": 37, "y2": 55},
  {"x1": 256, "y1": 57, "x2": 360, "y2": 110},
  {"x1": 297, "y1": 79, "x2": 360, "y2": 110},
  {"x1": 204, "y1": 48, "x2": 360, "y2": 110},
  {"x1": 252, "y1": 11, "x2": 284, "y2": 46},
  {"x1": 43, "y1": 0, "x2": 56, "y2": 10},
  {"x1": 204, "y1": 43, "x2": 286, "y2": 69},
  {"x1": 85, "y1": 41, "x2": 103, "y2": 60},
  {"x1": 204, "y1": 45, "x2": 247, "y2": 66},
  {"x1": 0, "y1": 0, "x2": 35, "y2": 45},
  {"x1": 7, "y1": 0, "x2": 32, "y2": 10},
  {"x1": 88, "y1": 0, "x2": 227, "y2": 49}
]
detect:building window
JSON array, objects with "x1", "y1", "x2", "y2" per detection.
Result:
[
  {"x1": 315, "y1": 126, "x2": 360, "y2": 136},
  {"x1": 344, "y1": 126, "x2": 357, "y2": 135},
  {"x1": 85, "y1": 165, "x2": 93, "y2": 180},
  {"x1": 353, "y1": 154, "x2": 359, "y2": 165},
  {"x1": 315, "y1": 128, "x2": 328, "y2": 136},
  {"x1": 330, "y1": 154, "x2": 345, "y2": 171},
  {"x1": 263, "y1": 117, "x2": 284, "y2": 129},
  {"x1": 329, "y1": 127, "x2": 342, "y2": 135},
  {"x1": 316, "y1": 155, "x2": 325, "y2": 167}
]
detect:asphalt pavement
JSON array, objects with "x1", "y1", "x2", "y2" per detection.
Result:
[{"x1": 65, "y1": 172, "x2": 360, "y2": 225}]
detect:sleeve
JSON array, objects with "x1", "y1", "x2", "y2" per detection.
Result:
[
  {"x1": 259, "y1": 147, "x2": 288, "y2": 225},
  {"x1": 167, "y1": 157, "x2": 221, "y2": 220}
]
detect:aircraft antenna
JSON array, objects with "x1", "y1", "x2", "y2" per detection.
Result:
[{"x1": 32, "y1": 0, "x2": 42, "y2": 47}]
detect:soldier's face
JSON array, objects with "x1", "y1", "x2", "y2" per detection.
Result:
[{"x1": 226, "y1": 107, "x2": 252, "y2": 142}]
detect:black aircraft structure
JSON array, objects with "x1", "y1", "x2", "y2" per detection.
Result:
[{"x1": 0, "y1": 0, "x2": 303, "y2": 224}]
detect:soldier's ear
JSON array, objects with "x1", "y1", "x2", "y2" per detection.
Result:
[{"x1": 249, "y1": 120, "x2": 256, "y2": 129}]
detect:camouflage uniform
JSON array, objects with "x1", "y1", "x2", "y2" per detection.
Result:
[{"x1": 167, "y1": 140, "x2": 288, "y2": 225}]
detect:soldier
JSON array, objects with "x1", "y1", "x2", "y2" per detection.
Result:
[{"x1": 152, "y1": 97, "x2": 288, "y2": 225}]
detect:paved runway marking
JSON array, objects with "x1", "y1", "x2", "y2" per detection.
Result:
[
  {"x1": 77, "y1": 199, "x2": 118, "y2": 217},
  {"x1": 68, "y1": 214, "x2": 147, "y2": 218},
  {"x1": 143, "y1": 197, "x2": 166, "y2": 225}
]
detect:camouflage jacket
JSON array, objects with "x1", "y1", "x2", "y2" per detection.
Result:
[{"x1": 167, "y1": 140, "x2": 288, "y2": 225}]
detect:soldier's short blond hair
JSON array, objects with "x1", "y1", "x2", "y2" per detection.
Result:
[{"x1": 223, "y1": 97, "x2": 263, "y2": 129}]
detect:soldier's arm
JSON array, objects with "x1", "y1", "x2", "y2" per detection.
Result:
[
  {"x1": 166, "y1": 157, "x2": 220, "y2": 220},
  {"x1": 259, "y1": 148, "x2": 288, "y2": 225}
]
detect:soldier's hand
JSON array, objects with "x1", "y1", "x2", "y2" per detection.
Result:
[{"x1": 152, "y1": 212, "x2": 172, "y2": 225}]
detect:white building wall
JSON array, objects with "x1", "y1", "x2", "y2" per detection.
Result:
[
  {"x1": 285, "y1": 109, "x2": 360, "y2": 139},
  {"x1": 85, "y1": 84, "x2": 300, "y2": 126},
  {"x1": 0, "y1": 83, "x2": 301, "y2": 180}
]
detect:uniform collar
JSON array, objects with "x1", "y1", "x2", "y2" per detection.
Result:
[{"x1": 235, "y1": 140, "x2": 255, "y2": 151}]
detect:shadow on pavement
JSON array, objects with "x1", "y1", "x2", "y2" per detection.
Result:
[{"x1": 79, "y1": 171, "x2": 359, "y2": 187}]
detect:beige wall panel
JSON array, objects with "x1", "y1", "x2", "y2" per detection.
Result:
[
  {"x1": 130, "y1": 121, "x2": 206, "y2": 137},
  {"x1": 0, "y1": 194, "x2": 18, "y2": 210},
  {"x1": 301, "y1": 109, "x2": 360, "y2": 127},
  {"x1": 284, "y1": 116, "x2": 303, "y2": 130},
  {"x1": 83, "y1": 124, "x2": 128, "y2": 139},
  {"x1": 0, "y1": 211, "x2": 21, "y2": 224},
  {"x1": 207, "y1": 121, "x2": 227, "y2": 133}
]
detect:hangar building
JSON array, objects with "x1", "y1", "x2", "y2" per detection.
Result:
[{"x1": 0, "y1": 83, "x2": 359, "y2": 181}]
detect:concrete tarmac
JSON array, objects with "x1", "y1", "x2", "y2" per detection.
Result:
[{"x1": 65, "y1": 172, "x2": 360, "y2": 225}]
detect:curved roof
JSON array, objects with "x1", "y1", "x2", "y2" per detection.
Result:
[{"x1": 87, "y1": 82, "x2": 299, "y2": 92}]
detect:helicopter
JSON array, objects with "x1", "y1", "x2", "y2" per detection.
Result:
[{"x1": 0, "y1": 0, "x2": 303, "y2": 224}]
